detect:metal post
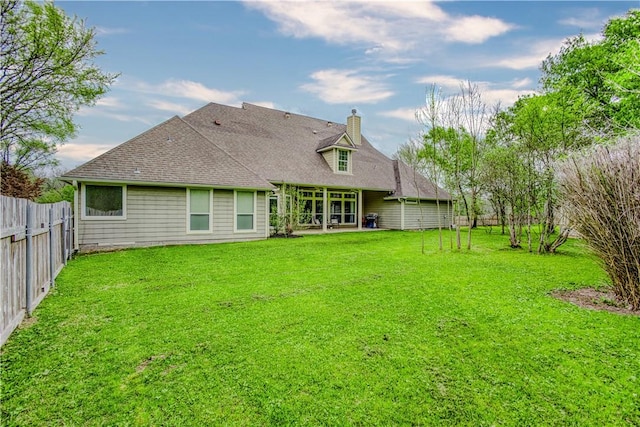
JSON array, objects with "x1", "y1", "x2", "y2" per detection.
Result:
[
  {"x1": 25, "y1": 203, "x2": 33, "y2": 316},
  {"x1": 49, "y1": 207, "x2": 55, "y2": 287},
  {"x1": 322, "y1": 187, "x2": 328, "y2": 232},
  {"x1": 357, "y1": 189, "x2": 363, "y2": 231}
]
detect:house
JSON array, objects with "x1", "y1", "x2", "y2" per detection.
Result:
[{"x1": 62, "y1": 102, "x2": 452, "y2": 251}]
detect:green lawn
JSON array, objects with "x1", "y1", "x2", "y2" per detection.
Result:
[{"x1": 2, "y1": 230, "x2": 639, "y2": 426}]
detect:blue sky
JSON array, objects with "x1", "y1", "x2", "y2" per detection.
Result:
[{"x1": 56, "y1": 1, "x2": 638, "y2": 170}]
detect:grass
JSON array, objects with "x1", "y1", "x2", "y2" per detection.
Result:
[{"x1": 1, "y1": 229, "x2": 639, "y2": 426}]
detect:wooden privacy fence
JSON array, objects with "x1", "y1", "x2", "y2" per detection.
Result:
[{"x1": 1, "y1": 196, "x2": 73, "y2": 347}]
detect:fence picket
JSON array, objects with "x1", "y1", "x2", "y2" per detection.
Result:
[{"x1": 1, "y1": 196, "x2": 73, "y2": 346}]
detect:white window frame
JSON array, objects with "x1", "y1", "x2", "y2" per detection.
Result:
[
  {"x1": 81, "y1": 183, "x2": 127, "y2": 221},
  {"x1": 186, "y1": 188, "x2": 213, "y2": 234},
  {"x1": 234, "y1": 190, "x2": 257, "y2": 233},
  {"x1": 336, "y1": 149, "x2": 350, "y2": 173}
]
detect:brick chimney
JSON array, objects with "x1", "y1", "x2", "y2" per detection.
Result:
[{"x1": 346, "y1": 109, "x2": 361, "y2": 146}]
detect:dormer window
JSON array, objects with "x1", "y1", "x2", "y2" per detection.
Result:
[
  {"x1": 338, "y1": 149, "x2": 349, "y2": 172},
  {"x1": 316, "y1": 132, "x2": 356, "y2": 174}
]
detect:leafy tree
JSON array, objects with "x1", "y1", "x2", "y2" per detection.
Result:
[
  {"x1": 482, "y1": 112, "x2": 530, "y2": 247},
  {"x1": 408, "y1": 81, "x2": 489, "y2": 250},
  {"x1": 1, "y1": 0, "x2": 118, "y2": 170},
  {"x1": 508, "y1": 92, "x2": 591, "y2": 253},
  {"x1": 541, "y1": 10, "x2": 640, "y2": 134},
  {"x1": 37, "y1": 181, "x2": 74, "y2": 203}
]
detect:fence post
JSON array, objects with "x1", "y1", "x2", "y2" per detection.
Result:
[
  {"x1": 25, "y1": 202, "x2": 33, "y2": 316},
  {"x1": 49, "y1": 207, "x2": 55, "y2": 287},
  {"x1": 62, "y1": 207, "x2": 67, "y2": 265}
]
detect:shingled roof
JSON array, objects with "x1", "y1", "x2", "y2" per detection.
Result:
[
  {"x1": 182, "y1": 102, "x2": 398, "y2": 191},
  {"x1": 315, "y1": 133, "x2": 357, "y2": 152},
  {"x1": 63, "y1": 116, "x2": 273, "y2": 190},
  {"x1": 391, "y1": 160, "x2": 450, "y2": 200},
  {"x1": 64, "y1": 102, "x2": 450, "y2": 199}
]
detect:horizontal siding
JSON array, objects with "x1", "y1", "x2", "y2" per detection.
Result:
[
  {"x1": 322, "y1": 150, "x2": 335, "y2": 172},
  {"x1": 403, "y1": 201, "x2": 452, "y2": 230},
  {"x1": 363, "y1": 191, "x2": 401, "y2": 230},
  {"x1": 79, "y1": 185, "x2": 267, "y2": 250},
  {"x1": 363, "y1": 192, "x2": 452, "y2": 230}
]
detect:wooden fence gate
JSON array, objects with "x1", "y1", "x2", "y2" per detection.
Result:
[{"x1": 1, "y1": 196, "x2": 73, "y2": 346}]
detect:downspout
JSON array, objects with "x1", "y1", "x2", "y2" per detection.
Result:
[
  {"x1": 400, "y1": 199, "x2": 405, "y2": 230},
  {"x1": 73, "y1": 180, "x2": 79, "y2": 251},
  {"x1": 264, "y1": 191, "x2": 270, "y2": 238}
]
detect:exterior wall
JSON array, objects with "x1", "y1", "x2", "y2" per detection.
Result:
[
  {"x1": 363, "y1": 191, "x2": 451, "y2": 230},
  {"x1": 78, "y1": 185, "x2": 267, "y2": 251},
  {"x1": 363, "y1": 191, "x2": 402, "y2": 229},
  {"x1": 321, "y1": 150, "x2": 336, "y2": 173},
  {"x1": 402, "y1": 201, "x2": 451, "y2": 230}
]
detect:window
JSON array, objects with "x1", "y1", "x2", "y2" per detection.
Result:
[
  {"x1": 337, "y1": 149, "x2": 349, "y2": 172},
  {"x1": 329, "y1": 191, "x2": 357, "y2": 225},
  {"x1": 236, "y1": 191, "x2": 256, "y2": 232},
  {"x1": 82, "y1": 184, "x2": 126, "y2": 220},
  {"x1": 188, "y1": 189, "x2": 212, "y2": 232}
]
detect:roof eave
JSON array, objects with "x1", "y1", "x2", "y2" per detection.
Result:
[{"x1": 60, "y1": 176, "x2": 275, "y2": 191}]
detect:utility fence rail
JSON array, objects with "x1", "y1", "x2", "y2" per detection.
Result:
[{"x1": 1, "y1": 196, "x2": 73, "y2": 347}]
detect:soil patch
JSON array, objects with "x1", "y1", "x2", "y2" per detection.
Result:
[{"x1": 552, "y1": 288, "x2": 639, "y2": 317}]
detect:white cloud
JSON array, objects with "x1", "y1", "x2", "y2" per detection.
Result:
[
  {"x1": 77, "y1": 106, "x2": 153, "y2": 124},
  {"x1": 493, "y1": 38, "x2": 567, "y2": 70},
  {"x1": 300, "y1": 69, "x2": 394, "y2": 104},
  {"x1": 511, "y1": 77, "x2": 533, "y2": 89},
  {"x1": 415, "y1": 75, "x2": 466, "y2": 92},
  {"x1": 96, "y1": 96, "x2": 123, "y2": 108},
  {"x1": 57, "y1": 141, "x2": 114, "y2": 162},
  {"x1": 378, "y1": 107, "x2": 420, "y2": 122},
  {"x1": 244, "y1": 1, "x2": 514, "y2": 61},
  {"x1": 396, "y1": 76, "x2": 536, "y2": 128},
  {"x1": 247, "y1": 101, "x2": 277, "y2": 109},
  {"x1": 132, "y1": 79, "x2": 245, "y2": 105},
  {"x1": 481, "y1": 88, "x2": 534, "y2": 106},
  {"x1": 558, "y1": 8, "x2": 609, "y2": 31},
  {"x1": 147, "y1": 100, "x2": 194, "y2": 116},
  {"x1": 445, "y1": 15, "x2": 515, "y2": 44}
]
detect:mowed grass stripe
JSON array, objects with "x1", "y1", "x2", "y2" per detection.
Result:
[{"x1": 1, "y1": 230, "x2": 638, "y2": 426}]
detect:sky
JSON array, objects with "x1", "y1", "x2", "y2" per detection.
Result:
[{"x1": 55, "y1": 0, "x2": 638, "y2": 171}]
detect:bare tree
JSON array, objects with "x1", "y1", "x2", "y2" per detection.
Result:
[
  {"x1": 416, "y1": 84, "x2": 446, "y2": 250},
  {"x1": 396, "y1": 137, "x2": 428, "y2": 254},
  {"x1": 558, "y1": 137, "x2": 640, "y2": 310},
  {"x1": 459, "y1": 81, "x2": 489, "y2": 249}
]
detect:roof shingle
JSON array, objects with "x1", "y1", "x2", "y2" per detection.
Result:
[
  {"x1": 63, "y1": 102, "x2": 450, "y2": 200},
  {"x1": 63, "y1": 116, "x2": 273, "y2": 189}
]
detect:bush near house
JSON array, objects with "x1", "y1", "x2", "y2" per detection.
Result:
[{"x1": 1, "y1": 230, "x2": 638, "y2": 425}]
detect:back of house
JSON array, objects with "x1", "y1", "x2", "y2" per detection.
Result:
[{"x1": 62, "y1": 102, "x2": 452, "y2": 251}]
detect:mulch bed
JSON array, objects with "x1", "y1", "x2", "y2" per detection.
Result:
[{"x1": 552, "y1": 288, "x2": 639, "y2": 317}]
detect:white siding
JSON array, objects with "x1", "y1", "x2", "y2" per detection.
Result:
[
  {"x1": 402, "y1": 202, "x2": 451, "y2": 230},
  {"x1": 363, "y1": 191, "x2": 451, "y2": 230},
  {"x1": 363, "y1": 191, "x2": 402, "y2": 230},
  {"x1": 78, "y1": 185, "x2": 267, "y2": 251}
]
